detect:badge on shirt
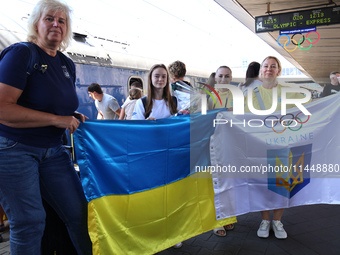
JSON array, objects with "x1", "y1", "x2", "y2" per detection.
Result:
[{"x1": 62, "y1": 65, "x2": 70, "y2": 79}]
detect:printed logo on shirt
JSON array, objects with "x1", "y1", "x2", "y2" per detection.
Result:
[{"x1": 62, "y1": 65, "x2": 70, "y2": 79}]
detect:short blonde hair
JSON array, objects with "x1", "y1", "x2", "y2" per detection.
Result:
[{"x1": 27, "y1": 0, "x2": 73, "y2": 51}]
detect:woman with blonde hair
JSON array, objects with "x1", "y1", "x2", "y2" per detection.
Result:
[
  {"x1": 246, "y1": 56, "x2": 311, "y2": 239},
  {"x1": 0, "y1": 0, "x2": 92, "y2": 254}
]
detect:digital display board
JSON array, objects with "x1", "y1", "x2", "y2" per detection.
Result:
[{"x1": 255, "y1": 6, "x2": 340, "y2": 33}]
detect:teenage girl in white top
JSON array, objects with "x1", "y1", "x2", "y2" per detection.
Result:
[{"x1": 132, "y1": 64, "x2": 179, "y2": 120}]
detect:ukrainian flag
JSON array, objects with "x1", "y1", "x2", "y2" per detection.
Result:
[{"x1": 74, "y1": 110, "x2": 236, "y2": 255}]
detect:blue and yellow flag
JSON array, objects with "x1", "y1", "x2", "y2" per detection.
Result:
[{"x1": 74, "y1": 110, "x2": 236, "y2": 255}]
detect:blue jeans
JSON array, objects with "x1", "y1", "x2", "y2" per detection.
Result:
[{"x1": 0, "y1": 136, "x2": 92, "y2": 255}]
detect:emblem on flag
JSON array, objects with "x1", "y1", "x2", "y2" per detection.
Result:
[{"x1": 267, "y1": 144, "x2": 312, "y2": 198}]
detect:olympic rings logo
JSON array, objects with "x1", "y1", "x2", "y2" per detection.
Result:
[
  {"x1": 263, "y1": 112, "x2": 310, "y2": 134},
  {"x1": 277, "y1": 31, "x2": 320, "y2": 52}
]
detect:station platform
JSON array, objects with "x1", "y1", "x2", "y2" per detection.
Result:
[{"x1": 1, "y1": 204, "x2": 339, "y2": 254}]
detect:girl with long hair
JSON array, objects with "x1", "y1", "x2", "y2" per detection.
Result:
[{"x1": 132, "y1": 64, "x2": 179, "y2": 120}]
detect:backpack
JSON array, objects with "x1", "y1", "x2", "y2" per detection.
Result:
[
  {"x1": 141, "y1": 96, "x2": 177, "y2": 119},
  {"x1": 19, "y1": 42, "x2": 75, "y2": 81}
]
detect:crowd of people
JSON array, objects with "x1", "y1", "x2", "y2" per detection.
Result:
[
  {"x1": 84, "y1": 55, "x2": 321, "y2": 242},
  {"x1": 0, "y1": 0, "x2": 338, "y2": 254}
]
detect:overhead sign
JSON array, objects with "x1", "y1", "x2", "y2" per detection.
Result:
[{"x1": 255, "y1": 6, "x2": 340, "y2": 33}]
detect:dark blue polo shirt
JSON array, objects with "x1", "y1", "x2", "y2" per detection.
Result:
[{"x1": 0, "y1": 43, "x2": 78, "y2": 147}]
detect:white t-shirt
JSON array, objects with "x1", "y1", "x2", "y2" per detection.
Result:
[
  {"x1": 121, "y1": 98, "x2": 138, "y2": 120},
  {"x1": 95, "y1": 93, "x2": 120, "y2": 119},
  {"x1": 131, "y1": 97, "x2": 180, "y2": 120}
]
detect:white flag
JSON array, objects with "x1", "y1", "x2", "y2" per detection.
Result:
[{"x1": 210, "y1": 95, "x2": 340, "y2": 219}]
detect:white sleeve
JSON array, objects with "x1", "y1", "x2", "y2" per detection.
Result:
[
  {"x1": 121, "y1": 97, "x2": 131, "y2": 109},
  {"x1": 131, "y1": 98, "x2": 146, "y2": 120},
  {"x1": 121, "y1": 101, "x2": 128, "y2": 109}
]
